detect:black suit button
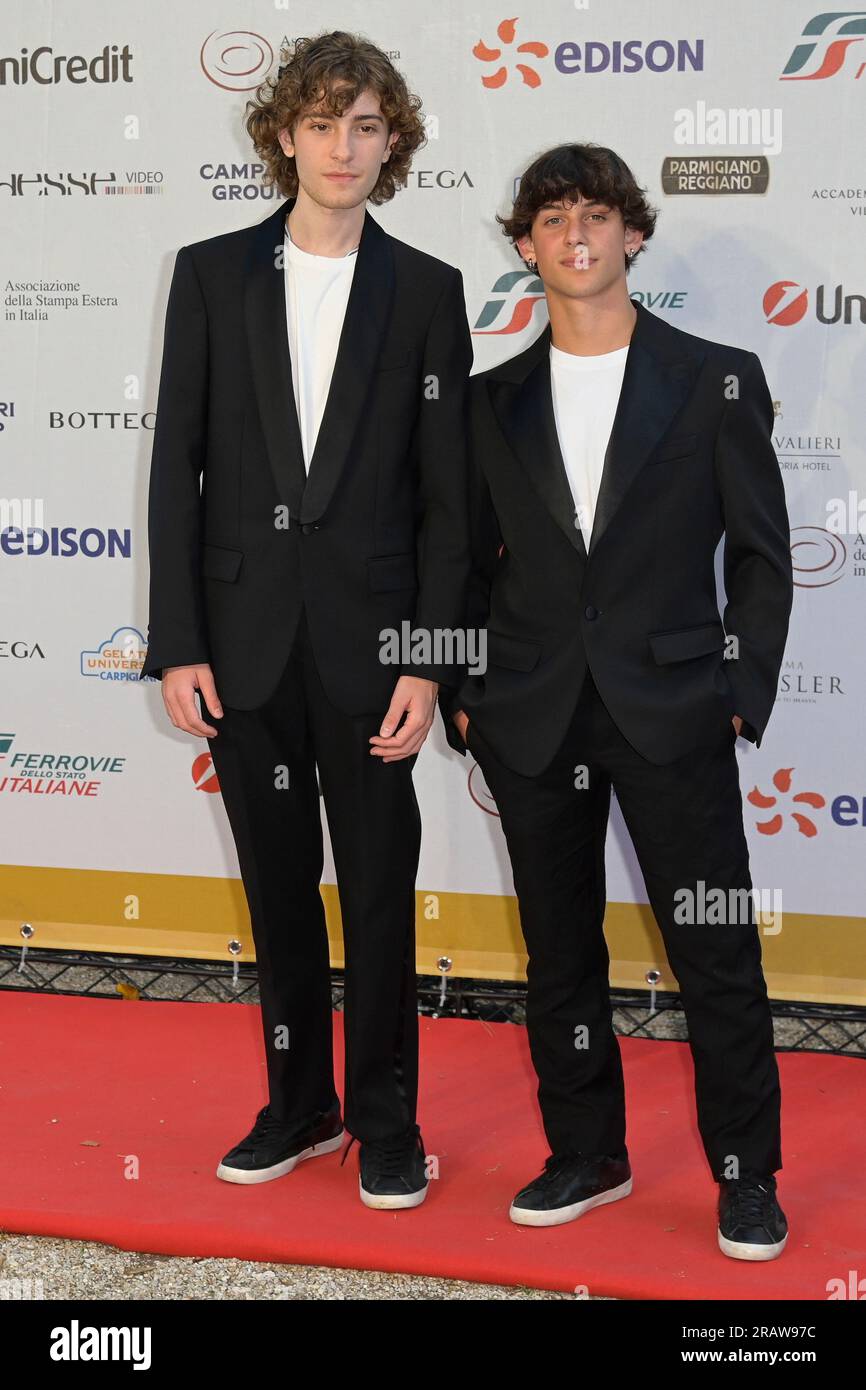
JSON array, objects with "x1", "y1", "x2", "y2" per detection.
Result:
[
  {"x1": 584, "y1": 604, "x2": 599, "y2": 620},
  {"x1": 300, "y1": 522, "x2": 320, "y2": 535}
]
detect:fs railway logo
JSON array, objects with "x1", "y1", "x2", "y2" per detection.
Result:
[
  {"x1": 780, "y1": 12, "x2": 866, "y2": 80},
  {"x1": 0, "y1": 735, "x2": 126, "y2": 797},
  {"x1": 472, "y1": 17, "x2": 549, "y2": 88},
  {"x1": 472, "y1": 270, "x2": 546, "y2": 334},
  {"x1": 747, "y1": 768, "x2": 826, "y2": 837}
]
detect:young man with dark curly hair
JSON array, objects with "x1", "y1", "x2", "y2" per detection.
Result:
[
  {"x1": 140, "y1": 31, "x2": 472, "y2": 1209},
  {"x1": 444, "y1": 144, "x2": 793, "y2": 1259}
]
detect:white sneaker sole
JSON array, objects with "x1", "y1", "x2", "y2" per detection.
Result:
[
  {"x1": 216, "y1": 1129, "x2": 344, "y2": 1185},
  {"x1": 718, "y1": 1229, "x2": 788, "y2": 1260},
  {"x1": 359, "y1": 1177, "x2": 429, "y2": 1210},
  {"x1": 509, "y1": 1176, "x2": 633, "y2": 1227}
]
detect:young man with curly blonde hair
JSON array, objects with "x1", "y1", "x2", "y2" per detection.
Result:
[{"x1": 140, "y1": 31, "x2": 472, "y2": 1209}]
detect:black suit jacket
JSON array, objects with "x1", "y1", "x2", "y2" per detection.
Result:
[
  {"x1": 139, "y1": 195, "x2": 473, "y2": 712},
  {"x1": 442, "y1": 300, "x2": 793, "y2": 776}
]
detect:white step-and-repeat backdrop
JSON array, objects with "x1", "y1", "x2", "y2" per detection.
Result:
[{"x1": 2, "y1": 2, "x2": 864, "y2": 1000}]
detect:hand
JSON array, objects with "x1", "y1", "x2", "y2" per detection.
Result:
[
  {"x1": 369, "y1": 676, "x2": 438, "y2": 763},
  {"x1": 732, "y1": 714, "x2": 743, "y2": 737},
  {"x1": 163, "y1": 663, "x2": 223, "y2": 737},
  {"x1": 452, "y1": 709, "x2": 469, "y2": 744}
]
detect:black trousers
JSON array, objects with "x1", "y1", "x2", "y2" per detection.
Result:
[
  {"x1": 466, "y1": 670, "x2": 782, "y2": 1182},
  {"x1": 199, "y1": 606, "x2": 422, "y2": 1144}
]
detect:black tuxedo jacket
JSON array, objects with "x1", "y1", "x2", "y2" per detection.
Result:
[
  {"x1": 442, "y1": 300, "x2": 793, "y2": 775},
  {"x1": 139, "y1": 195, "x2": 473, "y2": 711}
]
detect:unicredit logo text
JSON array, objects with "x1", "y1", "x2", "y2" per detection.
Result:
[{"x1": 0, "y1": 44, "x2": 133, "y2": 85}]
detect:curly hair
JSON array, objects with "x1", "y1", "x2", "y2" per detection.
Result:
[
  {"x1": 244, "y1": 30, "x2": 427, "y2": 205},
  {"x1": 498, "y1": 143, "x2": 658, "y2": 273}
]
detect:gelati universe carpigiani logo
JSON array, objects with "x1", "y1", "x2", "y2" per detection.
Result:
[
  {"x1": 81, "y1": 627, "x2": 149, "y2": 681},
  {"x1": 472, "y1": 17, "x2": 703, "y2": 88}
]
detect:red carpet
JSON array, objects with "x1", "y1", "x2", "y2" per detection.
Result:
[{"x1": 0, "y1": 992, "x2": 862, "y2": 1299}]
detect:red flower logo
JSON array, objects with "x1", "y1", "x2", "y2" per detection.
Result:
[
  {"x1": 747, "y1": 767, "x2": 825, "y2": 836},
  {"x1": 472, "y1": 17, "x2": 549, "y2": 88}
]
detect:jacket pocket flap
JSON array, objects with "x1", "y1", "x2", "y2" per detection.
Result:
[
  {"x1": 486, "y1": 628, "x2": 542, "y2": 672},
  {"x1": 367, "y1": 552, "x2": 418, "y2": 592},
  {"x1": 650, "y1": 432, "x2": 698, "y2": 464},
  {"x1": 648, "y1": 622, "x2": 726, "y2": 664},
  {"x1": 377, "y1": 349, "x2": 412, "y2": 372},
  {"x1": 201, "y1": 542, "x2": 243, "y2": 583}
]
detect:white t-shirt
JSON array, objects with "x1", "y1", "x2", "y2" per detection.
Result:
[
  {"x1": 283, "y1": 222, "x2": 358, "y2": 471},
  {"x1": 549, "y1": 342, "x2": 629, "y2": 548}
]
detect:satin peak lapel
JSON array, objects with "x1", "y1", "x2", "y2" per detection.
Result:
[
  {"x1": 489, "y1": 325, "x2": 588, "y2": 559},
  {"x1": 243, "y1": 196, "x2": 394, "y2": 526},
  {"x1": 588, "y1": 305, "x2": 702, "y2": 556},
  {"x1": 488, "y1": 302, "x2": 703, "y2": 562}
]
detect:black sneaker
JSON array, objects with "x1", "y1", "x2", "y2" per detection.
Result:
[
  {"x1": 509, "y1": 1153, "x2": 632, "y2": 1227},
  {"x1": 718, "y1": 1173, "x2": 788, "y2": 1260},
  {"x1": 341, "y1": 1122, "x2": 429, "y2": 1210},
  {"x1": 216, "y1": 1102, "x2": 344, "y2": 1185}
]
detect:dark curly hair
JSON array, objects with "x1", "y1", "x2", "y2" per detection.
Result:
[
  {"x1": 498, "y1": 143, "x2": 658, "y2": 273},
  {"x1": 244, "y1": 30, "x2": 427, "y2": 205}
]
